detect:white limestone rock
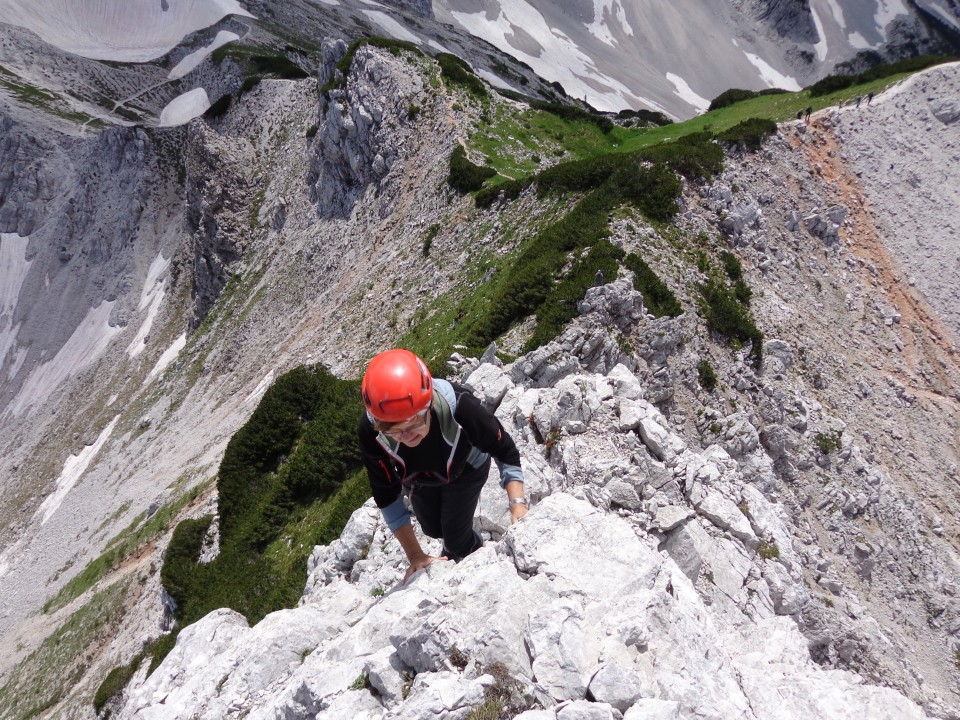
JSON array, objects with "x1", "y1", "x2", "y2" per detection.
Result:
[
  {"x1": 694, "y1": 491, "x2": 759, "y2": 551},
  {"x1": 464, "y1": 362, "x2": 514, "y2": 410},
  {"x1": 623, "y1": 699, "x2": 681, "y2": 718},
  {"x1": 557, "y1": 699, "x2": 618, "y2": 719},
  {"x1": 588, "y1": 662, "x2": 645, "y2": 712}
]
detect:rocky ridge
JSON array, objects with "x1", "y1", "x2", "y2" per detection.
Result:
[{"x1": 118, "y1": 298, "x2": 933, "y2": 719}]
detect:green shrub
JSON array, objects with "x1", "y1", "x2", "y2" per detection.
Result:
[
  {"x1": 809, "y1": 54, "x2": 957, "y2": 96},
  {"x1": 93, "y1": 650, "x2": 148, "y2": 714},
  {"x1": 463, "y1": 136, "x2": 719, "y2": 350},
  {"x1": 305, "y1": 124, "x2": 318, "y2": 138},
  {"x1": 720, "y1": 251, "x2": 743, "y2": 281},
  {"x1": 525, "y1": 240, "x2": 624, "y2": 350},
  {"x1": 733, "y1": 278, "x2": 752, "y2": 305},
  {"x1": 814, "y1": 431, "x2": 842, "y2": 454},
  {"x1": 423, "y1": 223, "x2": 441, "y2": 256},
  {"x1": 715, "y1": 118, "x2": 778, "y2": 151},
  {"x1": 154, "y1": 366, "x2": 366, "y2": 672},
  {"x1": 616, "y1": 108, "x2": 673, "y2": 126},
  {"x1": 806, "y1": 74, "x2": 855, "y2": 97},
  {"x1": 758, "y1": 541, "x2": 780, "y2": 559},
  {"x1": 239, "y1": 76, "x2": 262, "y2": 95},
  {"x1": 160, "y1": 516, "x2": 213, "y2": 611},
  {"x1": 698, "y1": 360, "x2": 718, "y2": 391},
  {"x1": 697, "y1": 277, "x2": 763, "y2": 365},
  {"x1": 530, "y1": 100, "x2": 614, "y2": 133},
  {"x1": 204, "y1": 94, "x2": 233, "y2": 118},
  {"x1": 475, "y1": 177, "x2": 530, "y2": 208},
  {"x1": 624, "y1": 254, "x2": 682, "y2": 317},
  {"x1": 708, "y1": 88, "x2": 760, "y2": 112},
  {"x1": 694, "y1": 249, "x2": 711, "y2": 274},
  {"x1": 436, "y1": 53, "x2": 487, "y2": 98},
  {"x1": 639, "y1": 132, "x2": 724, "y2": 181},
  {"x1": 448, "y1": 145, "x2": 497, "y2": 193}
]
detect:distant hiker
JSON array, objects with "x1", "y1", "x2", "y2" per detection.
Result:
[
  {"x1": 796, "y1": 110, "x2": 803, "y2": 121},
  {"x1": 867, "y1": 91, "x2": 875, "y2": 106},
  {"x1": 838, "y1": 99, "x2": 845, "y2": 109},
  {"x1": 855, "y1": 94, "x2": 862, "y2": 108},
  {"x1": 594, "y1": 269, "x2": 605, "y2": 286},
  {"x1": 359, "y1": 349, "x2": 527, "y2": 583},
  {"x1": 804, "y1": 105, "x2": 812, "y2": 124}
]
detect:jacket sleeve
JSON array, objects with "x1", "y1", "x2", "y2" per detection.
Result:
[
  {"x1": 453, "y1": 387, "x2": 524, "y2": 487},
  {"x1": 358, "y1": 416, "x2": 411, "y2": 531}
]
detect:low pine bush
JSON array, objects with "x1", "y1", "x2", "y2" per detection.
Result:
[
  {"x1": 436, "y1": 53, "x2": 487, "y2": 98},
  {"x1": 708, "y1": 88, "x2": 758, "y2": 112},
  {"x1": 616, "y1": 108, "x2": 673, "y2": 126},
  {"x1": 448, "y1": 145, "x2": 497, "y2": 193},
  {"x1": 708, "y1": 88, "x2": 788, "y2": 111},
  {"x1": 698, "y1": 360, "x2": 718, "y2": 391},
  {"x1": 720, "y1": 250, "x2": 743, "y2": 281},
  {"x1": 809, "y1": 54, "x2": 957, "y2": 97},
  {"x1": 475, "y1": 177, "x2": 529, "y2": 208},
  {"x1": 154, "y1": 366, "x2": 366, "y2": 670},
  {"x1": 698, "y1": 276, "x2": 763, "y2": 365},
  {"x1": 525, "y1": 240, "x2": 624, "y2": 350},
  {"x1": 624, "y1": 254, "x2": 682, "y2": 317},
  {"x1": 529, "y1": 100, "x2": 614, "y2": 133},
  {"x1": 715, "y1": 118, "x2": 778, "y2": 151}
]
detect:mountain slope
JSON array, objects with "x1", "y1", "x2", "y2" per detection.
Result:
[
  {"x1": 433, "y1": 0, "x2": 960, "y2": 117},
  {"x1": 0, "y1": 25, "x2": 959, "y2": 720}
]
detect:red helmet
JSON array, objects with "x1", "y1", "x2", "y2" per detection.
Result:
[{"x1": 361, "y1": 349, "x2": 433, "y2": 422}]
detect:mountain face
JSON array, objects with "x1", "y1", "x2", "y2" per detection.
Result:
[
  {"x1": 1, "y1": 2, "x2": 960, "y2": 719},
  {"x1": 433, "y1": 0, "x2": 960, "y2": 116}
]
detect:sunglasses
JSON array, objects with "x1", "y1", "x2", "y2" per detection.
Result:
[{"x1": 377, "y1": 407, "x2": 431, "y2": 438}]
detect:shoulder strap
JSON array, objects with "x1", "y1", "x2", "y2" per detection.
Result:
[{"x1": 431, "y1": 379, "x2": 459, "y2": 446}]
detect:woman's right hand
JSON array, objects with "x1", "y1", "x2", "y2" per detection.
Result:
[{"x1": 403, "y1": 552, "x2": 447, "y2": 583}]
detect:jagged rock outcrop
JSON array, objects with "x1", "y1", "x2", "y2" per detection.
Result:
[
  {"x1": 742, "y1": 0, "x2": 819, "y2": 44},
  {"x1": 308, "y1": 42, "x2": 433, "y2": 218},
  {"x1": 184, "y1": 121, "x2": 257, "y2": 327}
]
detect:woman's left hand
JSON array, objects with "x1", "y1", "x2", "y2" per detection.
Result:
[{"x1": 510, "y1": 502, "x2": 528, "y2": 523}]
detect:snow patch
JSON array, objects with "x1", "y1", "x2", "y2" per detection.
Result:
[
  {"x1": 665, "y1": 72, "x2": 709, "y2": 113},
  {"x1": 159, "y1": 88, "x2": 211, "y2": 127},
  {"x1": 127, "y1": 252, "x2": 170, "y2": 359},
  {"x1": 0, "y1": 0, "x2": 254, "y2": 62},
  {"x1": 586, "y1": 0, "x2": 635, "y2": 47},
  {"x1": 35, "y1": 415, "x2": 120, "y2": 526},
  {"x1": 740, "y1": 50, "x2": 802, "y2": 91},
  {"x1": 450, "y1": 5, "x2": 655, "y2": 112},
  {"x1": 361, "y1": 10, "x2": 422, "y2": 44},
  {"x1": 168, "y1": 30, "x2": 239, "y2": 80},
  {"x1": 0, "y1": 234, "x2": 31, "y2": 372},
  {"x1": 245, "y1": 370, "x2": 275, "y2": 405},
  {"x1": 810, "y1": 6, "x2": 828, "y2": 61},
  {"x1": 875, "y1": 0, "x2": 909, "y2": 32},
  {"x1": 826, "y1": 0, "x2": 846, "y2": 26},
  {"x1": 8, "y1": 301, "x2": 122, "y2": 417},
  {"x1": 7, "y1": 348, "x2": 28, "y2": 381},
  {"x1": 848, "y1": 31, "x2": 871, "y2": 49},
  {"x1": 144, "y1": 333, "x2": 187, "y2": 386},
  {"x1": 477, "y1": 68, "x2": 517, "y2": 91}
]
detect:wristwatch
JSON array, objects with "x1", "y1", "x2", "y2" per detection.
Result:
[{"x1": 509, "y1": 497, "x2": 529, "y2": 506}]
